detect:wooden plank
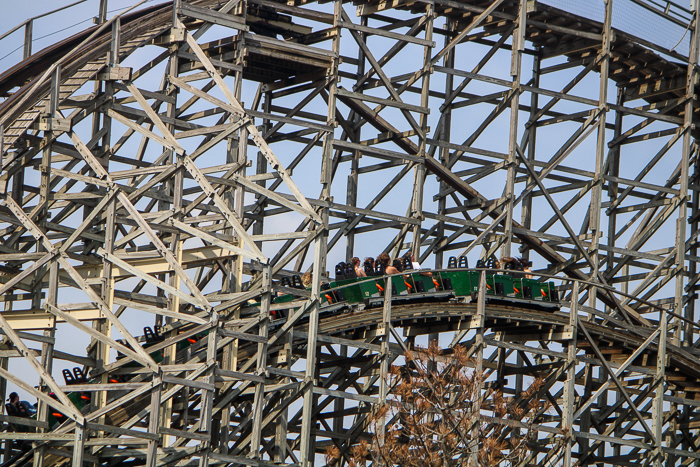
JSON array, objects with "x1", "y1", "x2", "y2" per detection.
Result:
[
  {"x1": 332, "y1": 139, "x2": 422, "y2": 163},
  {"x1": 162, "y1": 374, "x2": 216, "y2": 391},
  {"x1": 312, "y1": 386, "x2": 379, "y2": 403},
  {"x1": 218, "y1": 328, "x2": 268, "y2": 344},
  {"x1": 179, "y1": 3, "x2": 249, "y2": 31},
  {"x1": 294, "y1": 331, "x2": 381, "y2": 352},
  {"x1": 336, "y1": 87, "x2": 429, "y2": 114},
  {"x1": 216, "y1": 368, "x2": 265, "y2": 384},
  {"x1": 159, "y1": 426, "x2": 211, "y2": 441},
  {"x1": 0, "y1": 414, "x2": 49, "y2": 429},
  {"x1": 340, "y1": 20, "x2": 434, "y2": 47},
  {"x1": 113, "y1": 297, "x2": 207, "y2": 325},
  {"x1": 86, "y1": 421, "x2": 160, "y2": 440}
]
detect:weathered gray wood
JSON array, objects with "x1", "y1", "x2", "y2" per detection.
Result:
[
  {"x1": 1, "y1": 0, "x2": 700, "y2": 465},
  {"x1": 179, "y1": 3, "x2": 249, "y2": 31}
]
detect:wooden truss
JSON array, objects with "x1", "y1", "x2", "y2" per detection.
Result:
[{"x1": 1, "y1": 0, "x2": 700, "y2": 465}]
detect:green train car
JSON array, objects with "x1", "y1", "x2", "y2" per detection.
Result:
[
  {"x1": 41, "y1": 327, "x2": 207, "y2": 429},
  {"x1": 268, "y1": 256, "x2": 559, "y2": 311}
]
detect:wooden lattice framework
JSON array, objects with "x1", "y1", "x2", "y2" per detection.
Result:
[{"x1": 1, "y1": 0, "x2": 700, "y2": 465}]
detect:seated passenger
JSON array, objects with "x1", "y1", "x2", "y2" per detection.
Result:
[
  {"x1": 378, "y1": 253, "x2": 400, "y2": 275},
  {"x1": 518, "y1": 257, "x2": 533, "y2": 279},
  {"x1": 6, "y1": 393, "x2": 28, "y2": 418},
  {"x1": 301, "y1": 272, "x2": 313, "y2": 288},
  {"x1": 351, "y1": 257, "x2": 366, "y2": 277}
]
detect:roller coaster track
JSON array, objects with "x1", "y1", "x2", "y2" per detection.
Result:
[{"x1": 1, "y1": 0, "x2": 700, "y2": 465}]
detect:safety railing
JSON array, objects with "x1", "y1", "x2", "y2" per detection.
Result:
[
  {"x1": 629, "y1": 0, "x2": 694, "y2": 28},
  {"x1": 0, "y1": 0, "x2": 110, "y2": 63}
]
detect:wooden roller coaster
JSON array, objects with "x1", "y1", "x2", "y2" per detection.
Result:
[{"x1": 1, "y1": 0, "x2": 700, "y2": 465}]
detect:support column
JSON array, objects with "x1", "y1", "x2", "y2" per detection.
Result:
[
  {"x1": 253, "y1": 92, "x2": 272, "y2": 252},
  {"x1": 521, "y1": 49, "x2": 540, "y2": 262},
  {"x1": 72, "y1": 424, "x2": 85, "y2": 467},
  {"x1": 503, "y1": 0, "x2": 527, "y2": 257},
  {"x1": 145, "y1": 375, "x2": 163, "y2": 467},
  {"x1": 0, "y1": 357, "x2": 8, "y2": 461},
  {"x1": 563, "y1": 281, "x2": 579, "y2": 466},
  {"x1": 675, "y1": 0, "x2": 700, "y2": 348},
  {"x1": 34, "y1": 66, "x2": 61, "y2": 467},
  {"x1": 198, "y1": 315, "x2": 220, "y2": 467},
  {"x1": 411, "y1": 4, "x2": 434, "y2": 259},
  {"x1": 23, "y1": 21, "x2": 32, "y2": 60},
  {"x1": 97, "y1": 0, "x2": 108, "y2": 24},
  {"x1": 469, "y1": 271, "x2": 486, "y2": 466},
  {"x1": 223, "y1": 3, "x2": 248, "y2": 451},
  {"x1": 377, "y1": 277, "x2": 392, "y2": 446},
  {"x1": 162, "y1": 1, "x2": 182, "y2": 447},
  {"x1": 346, "y1": 15, "x2": 366, "y2": 261},
  {"x1": 299, "y1": 234, "x2": 325, "y2": 467},
  {"x1": 275, "y1": 319, "x2": 292, "y2": 463},
  {"x1": 580, "y1": 14, "x2": 614, "y2": 459},
  {"x1": 588, "y1": 0, "x2": 613, "y2": 304},
  {"x1": 606, "y1": 88, "x2": 625, "y2": 460},
  {"x1": 93, "y1": 21, "x2": 119, "y2": 450},
  {"x1": 300, "y1": 2, "x2": 340, "y2": 462},
  {"x1": 436, "y1": 18, "x2": 455, "y2": 270},
  {"x1": 687, "y1": 151, "x2": 700, "y2": 347},
  {"x1": 657, "y1": 2, "x2": 700, "y2": 465},
  {"x1": 250, "y1": 265, "x2": 271, "y2": 458}
]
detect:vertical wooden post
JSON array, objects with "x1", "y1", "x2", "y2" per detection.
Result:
[
  {"x1": 250, "y1": 264, "x2": 270, "y2": 458},
  {"x1": 377, "y1": 276, "x2": 392, "y2": 447},
  {"x1": 299, "y1": 236, "x2": 325, "y2": 467},
  {"x1": 162, "y1": 1, "x2": 181, "y2": 446},
  {"x1": 563, "y1": 281, "x2": 579, "y2": 466},
  {"x1": 346, "y1": 15, "x2": 367, "y2": 262},
  {"x1": 657, "y1": 1, "x2": 700, "y2": 464},
  {"x1": 436, "y1": 18, "x2": 455, "y2": 270},
  {"x1": 589, "y1": 0, "x2": 613, "y2": 306},
  {"x1": 469, "y1": 271, "x2": 486, "y2": 466},
  {"x1": 72, "y1": 424, "x2": 85, "y2": 467},
  {"x1": 300, "y1": 1, "x2": 339, "y2": 462},
  {"x1": 23, "y1": 21, "x2": 32, "y2": 60},
  {"x1": 607, "y1": 87, "x2": 625, "y2": 461},
  {"x1": 34, "y1": 65, "x2": 61, "y2": 467},
  {"x1": 98, "y1": 0, "x2": 108, "y2": 24},
  {"x1": 253, "y1": 91, "x2": 272, "y2": 250},
  {"x1": 411, "y1": 3, "x2": 434, "y2": 259},
  {"x1": 198, "y1": 315, "x2": 219, "y2": 467},
  {"x1": 275, "y1": 326, "x2": 292, "y2": 463},
  {"x1": 503, "y1": 0, "x2": 527, "y2": 257},
  {"x1": 146, "y1": 375, "x2": 163, "y2": 467},
  {"x1": 93, "y1": 21, "x2": 119, "y2": 449},
  {"x1": 521, "y1": 49, "x2": 540, "y2": 264},
  {"x1": 222, "y1": 2, "x2": 248, "y2": 453},
  {"x1": 0, "y1": 124, "x2": 3, "y2": 176}
]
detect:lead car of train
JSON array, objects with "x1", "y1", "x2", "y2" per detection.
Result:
[{"x1": 12, "y1": 257, "x2": 559, "y2": 434}]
